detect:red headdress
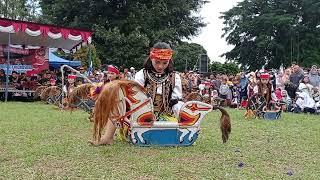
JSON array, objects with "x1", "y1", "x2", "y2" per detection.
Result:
[
  {"x1": 68, "y1": 75, "x2": 77, "y2": 79},
  {"x1": 107, "y1": 65, "x2": 120, "y2": 75},
  {"x1": 149, "y1": 48, "x2": 173, "y2": 61},
  {"x1": 260, "y1": 73, "x2": 270, "y2": 79}
]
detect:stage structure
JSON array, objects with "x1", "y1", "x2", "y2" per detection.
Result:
[{"x1": 0, "y1": 17, "x2": 92, "y2": 101}]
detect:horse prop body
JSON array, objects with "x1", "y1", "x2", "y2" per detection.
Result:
[{"x1": 93, "y1": 80, "x2": 231, "y2": 146}]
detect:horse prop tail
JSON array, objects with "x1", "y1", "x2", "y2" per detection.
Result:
[
  {"x1": 93, "y1": 81, "x2": 122, "y2": 141},
  {"x1": 212, "y1": 106, "x2": 231, "y2": 143}
]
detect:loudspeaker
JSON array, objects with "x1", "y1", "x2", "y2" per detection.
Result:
[{"x1": 199, "y1": 54, "x2": 208, "y2": 73}]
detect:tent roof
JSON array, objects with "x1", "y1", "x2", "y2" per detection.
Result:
[
  {"x1": 0, "y1": 18, "x2": 92, "y2": 50},
  {"x1": 49, "y1": 51, "x2": 81, "y2": 68}
]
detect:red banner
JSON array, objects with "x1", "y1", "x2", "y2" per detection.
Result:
[{"x1": 0, "y1": 47, "x2": 48, "y2": 75}]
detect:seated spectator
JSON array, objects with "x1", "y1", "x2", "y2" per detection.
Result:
[
  {"x1": 0, "y1": 69, "x2": 6, "y2": 85},
  {"x1": 275, "y1": 87, "x2": 282, "y2": 101},
  {"x1": 22, "y1": 76, "x2": 37, "y2": 90},
  {"x1": 75, "y1": 77, "x2": 83, "y2": 86},
  {"x1": 9, "y1": 71, "x2": 21, "y2": 88},
  {"x1": 298, "y1": 75, "x2": 313, "y2": 97},
  {"x1": 19, "y1": 73, "x2": 27, "y2": 83},
  {"x1": 280, "y1": 90, "x2": 292, "y2": 112},
  {"x1": 38, "y1": 72, "x2": 51, "y2": 86},
  {"x1": 312, "y1": 87, "x2": 320, "y2": 103},
  {"x1": 294, "y1": 91, "x2": 316, "y2": 114}
]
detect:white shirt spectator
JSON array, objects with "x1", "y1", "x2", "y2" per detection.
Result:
[{"x1": 296, "y1": 91, "x2": 315, "y2": 109}]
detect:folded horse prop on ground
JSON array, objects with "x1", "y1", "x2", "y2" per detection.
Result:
[
  {"x1": 39, "y1": 86, "x2": 63, "y2": 105},
  {"x1": 91, "y1": 80, "x2": 231, "y2": 146},
  {"x1": 67, "y1": 83, "x2": 99, "y2": 120},
  {"x1": 244, "y1": 94, "x2": 282, "y2": 120},
  {"x1": 33, "y1": 86, "x2": 48, "y2": 101}
]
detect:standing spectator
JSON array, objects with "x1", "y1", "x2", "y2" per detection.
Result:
[
  {"x1": 289, "y1": 65, "x2": 304, "y2": 86},
  {"x1": 211, "y1": 74, "x2": 221, "y2": 91},
  {"x1": 123, "y1": 68, "x2": 133, "y2": 80},
  {"x1": 288, "y1": 65, "x2": 304, "y2": 98},
  {"x1": 309, "y1": 65, "x2": 320, "y2": 88},
  {"x1": 239, "y1": 72, "x2": 248, "y2": 102},
  {"x1": 77, "y1": 67, "x2": 88, "y2": 83},
  {"x1": 219, "y1": 76, "x2": 230, "y2": 106},
  {"x1": 105, "y1": 65, "x2": 120, "y2": 83},
  {"x1": 230, "y1": 76, "x2": 241, "y2": 108},
  {"x1": 187, "y1": 72, "x2": 193, "y2": 93},
  {"x1": 0, "y1": 69, "x2": 6, "y2": 101},
  {"x1": 282, "y1": 68, "x2": 291, "y2": 83},
  {"x1": 79, "y1": 67, "x2": 88, "y2": 77},
  {"x1": 130, "y1": 67, "x2": 136, "y2": 78},
  {"x1": 276, "y1": 71, "x2": 285, "y2": 88},
  {"x1": 92, "y1": 73, "x2": 102, "y2": 83}
]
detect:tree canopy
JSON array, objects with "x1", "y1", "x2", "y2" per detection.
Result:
[
  {"x1": 0, "y1": 0, "x2": 40, "y2": 21},
  {"x1": 39, "y1": 0, "x2": 207, "y2": 69},
  {"x1": 221, "y1": 0, "x2": 320, "y2": 70},
  {"x1": 173, "y1": 42, "x2": 207, "y2": 72},
  {"x1": 209, "y1": 62, "x2": 240, "y2": 75}
]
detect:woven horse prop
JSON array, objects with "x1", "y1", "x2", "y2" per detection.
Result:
[
  {"x1": 92, "y1": 80, "x2": 231, "y2": 146},
  {"x1": 244, "y1": 94, "x2": 282, "y2": 120},
  {"x1": 67, "y1": 83, "x2": 101, "y2": 121}
]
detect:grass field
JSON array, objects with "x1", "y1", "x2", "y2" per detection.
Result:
[{"x1": 0, "y1": 102, "x2": 319, "y2": 179}]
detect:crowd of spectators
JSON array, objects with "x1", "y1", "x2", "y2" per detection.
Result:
[
  {"x1": 1, "y1": 63, "x2": 320, "y2": 115},
  {"x1": 0, "y1": 66, "x2": 136, "y2": 101},
  {"x1": 182, "y1": 63, "x2": 320, "y2": 114}
]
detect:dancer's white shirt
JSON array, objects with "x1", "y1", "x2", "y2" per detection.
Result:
[{"x1": 134, "y1": 69, "x2": 184, "y2": 117}]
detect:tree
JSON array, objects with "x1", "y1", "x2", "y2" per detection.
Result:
[
  {"x1": 0, "y1": 0, "x2": 40, "y2": 21},
  {"x1": 172, "y1": 42, "x2": 207, "y2": 72},
  {"x1": 39, "y1": 0, "x2": 207, "y2": 68},
  {"x1": 25, "y1": 0, "x2": 41, "y2": 21},
  {"x1": 209, "y1": 62, "x2": 239, "y2": 75},
  {"x1": 221, "y1": 0, "x2": 320, "y2": 70},
  {"x1": 93, "y1": 25, "x2": 149, "y2": 69},
  {"x1": 73, "y1": 45, "x2": 101, "y2": 70}
]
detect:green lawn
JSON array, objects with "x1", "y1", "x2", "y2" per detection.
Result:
[{"x1": 0, "y1": 102, "x2": 319, "y2": 179}]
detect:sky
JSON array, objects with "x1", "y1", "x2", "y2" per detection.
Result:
[{"x1": 191, "y1": 0, "x2": 242, "y2": 63}]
